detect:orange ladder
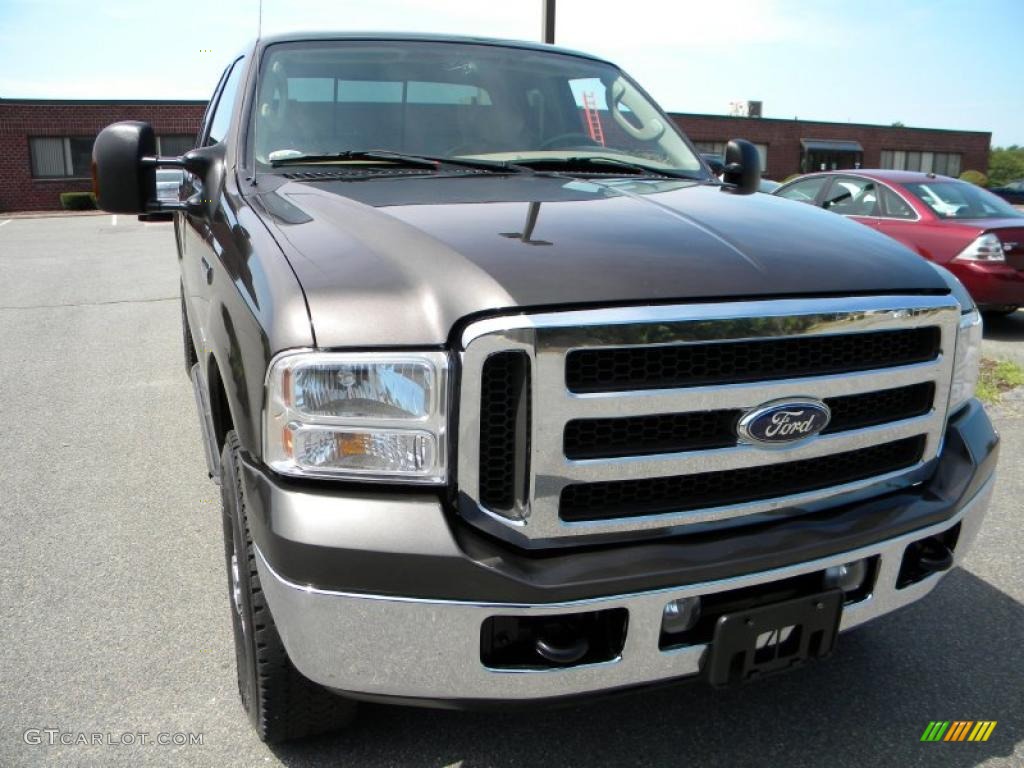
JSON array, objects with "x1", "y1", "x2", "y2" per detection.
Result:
[{"x1": 582, "y1": 92, "x2": 606, "y2": 146}]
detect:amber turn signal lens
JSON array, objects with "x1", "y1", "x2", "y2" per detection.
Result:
[{"x1": 282, "y1": 425, "x2": 293, "y2": 457}]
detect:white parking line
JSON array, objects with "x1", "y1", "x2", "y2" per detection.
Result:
[
  {"x1": 111, "y1": 215, "x2": 118, "y2": 226},
  {"x1": 0, "y1": 219, "x2": 11, "y2": 228}
]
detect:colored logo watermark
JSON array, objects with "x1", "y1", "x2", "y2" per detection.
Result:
[{"x1": 921, "y1": 721, "x2": 997, "y2": 742}]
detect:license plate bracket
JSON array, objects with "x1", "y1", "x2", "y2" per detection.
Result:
[{"x1": 706, "y1": 589, "x2": 844, "y2": 687}]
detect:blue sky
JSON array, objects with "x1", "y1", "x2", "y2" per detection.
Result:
[{"x1": 1, "y1": 0, "x2": 1021, "y2": 146}]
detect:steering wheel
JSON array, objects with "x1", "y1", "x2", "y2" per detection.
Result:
[{"x1": 540, "y1": 132, "x2": 600, "y2": 150}]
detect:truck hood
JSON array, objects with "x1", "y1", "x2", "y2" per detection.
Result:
[{"x1": 257, "y1": 173, "x2": 948, "y2": 348}]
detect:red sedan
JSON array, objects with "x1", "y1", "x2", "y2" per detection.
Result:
[{"x1": 774, "y1": 170, "x2": 1024, "y2": 313}]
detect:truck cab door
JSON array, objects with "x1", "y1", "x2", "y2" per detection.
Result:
[{"x1": 180, "y1": 57, "x2": 244, "y2": 362}]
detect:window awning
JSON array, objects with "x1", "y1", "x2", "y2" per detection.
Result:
[{"x1": 800, "y1": 139, "x2": 864, "y2": 153}]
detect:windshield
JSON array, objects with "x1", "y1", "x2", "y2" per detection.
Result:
[
  {"x1": 903, "y1": 180, "x2": 1024, "y2": 220},
  {"x1": 252, "y1": 41, "x2": 703, "y2": 175}
]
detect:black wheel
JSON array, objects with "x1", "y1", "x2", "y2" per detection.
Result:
[
  {"x1": 220, "y1": 431, "x2": 356, "y2": 742},
  {"x1": 181, "y1": 287, "x2": 198, "y2": 376}
]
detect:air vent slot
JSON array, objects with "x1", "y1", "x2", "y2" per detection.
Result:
[
  {"x1": 560, "y1": 435, "x2": 926, "y2": 522},
  {"x1": 566, "y1": 327, "x2": 941, "y2": 393},
  {"x1": 479, "y1": 351, "x2": 530, "y2": 512}
]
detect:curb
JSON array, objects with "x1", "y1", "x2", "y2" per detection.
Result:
[{"x1": 0, "y1": 210, "x2": 109, "y2": 220}]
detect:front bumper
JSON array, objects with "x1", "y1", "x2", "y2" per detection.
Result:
[{"x1": 242, "y1": 401, "x2": 998, "y2": 703}]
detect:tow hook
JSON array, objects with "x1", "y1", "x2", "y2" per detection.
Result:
[
  {"x1": 913, "y1": 537, "x2": 955, "y2": 574},
  {"x1": 898, "y1": 532, "x2": 957, "y2": 588},
  {"x1": 535, "y1": 627, "x2": 590, "y2": 665}
]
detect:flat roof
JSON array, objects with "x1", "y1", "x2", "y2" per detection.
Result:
[{"x1": 669, "y1": 111, "x2": 991, "y2": 137}]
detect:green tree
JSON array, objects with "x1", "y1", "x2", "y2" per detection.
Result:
[
  {"x1": 988, "y1": 145, "x2": 1024, "y2": 187},
  {"x1": 960, "y1": 170, "x2": 988, "y2": 187}
]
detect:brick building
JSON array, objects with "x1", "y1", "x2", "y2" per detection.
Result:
[
  {"x1": 0, "y1": 99, "x2": 205, "y2": 212},
  {"x1": 0, "y1": 98, "x2": 992, "y2": 211},
  {"x1": 671, "y1": 112, "x2": 990, "y2": 182}
]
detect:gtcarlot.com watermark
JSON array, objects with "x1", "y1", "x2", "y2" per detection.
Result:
[{"x1": 23, "y1": 729, "x2": 203, "y2": 747}]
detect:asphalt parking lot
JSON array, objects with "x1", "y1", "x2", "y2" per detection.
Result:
[{"x1": 1, "y1": 214, "x2": 1022, "y2": 768}]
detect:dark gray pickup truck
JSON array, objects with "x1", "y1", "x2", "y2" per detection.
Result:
[{"x1": 92, "y1": 33, "x2": 997, "y2": 743}]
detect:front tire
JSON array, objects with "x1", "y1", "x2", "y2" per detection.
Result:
[{"x1": 220, "y1": 431, "x2": 356, "y2": 742}]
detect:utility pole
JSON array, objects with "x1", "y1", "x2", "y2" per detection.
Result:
[{"x1": 542, "y1": 0, "x2": 555, "y2": 44}]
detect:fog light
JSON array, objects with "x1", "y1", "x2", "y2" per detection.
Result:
[
  {"x1": 662, "y1": 597, "x2": 702, "y2": 635},
  {"x1": 824, "y1": 560, "x2": 868, "y2": 593}
]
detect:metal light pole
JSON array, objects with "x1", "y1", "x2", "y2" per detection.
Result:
[{"x1": 542, "y1": 0, "x2": 555, "y2": 44}]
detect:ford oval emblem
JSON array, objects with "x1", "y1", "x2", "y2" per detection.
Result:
[{"x1": 737, "y1": 399, "x2": 831, "y2": 446}]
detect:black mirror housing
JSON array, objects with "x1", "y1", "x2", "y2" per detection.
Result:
[
  {"x1": 93, "y1": 122, "x2": 225, "y2": 218},
  {"x1": 92, "y1": 121, "x2": 157, "y2": 213},
  {"x1": 722, "y1": 139, "x2": 762, "y2": 195}
]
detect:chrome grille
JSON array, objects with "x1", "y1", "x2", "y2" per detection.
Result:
[{"x1": 457, "y1": 296, "x2": 960, "y2": 547}]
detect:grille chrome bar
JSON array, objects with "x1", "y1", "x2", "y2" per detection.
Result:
[
  {"x1": 556, "y1": 362, "x2": 940, "y2": 419},
  {"x1": 458, "y1": 296, "x2": 960, "y2": 548}
]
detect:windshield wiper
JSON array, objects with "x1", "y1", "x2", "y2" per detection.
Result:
[
  {"x1": 515, "y1": 155, "x2": 704, "y2": 180},
  {"x1": 270, "y1": 149, "x2": 530, "y2": 174},
  {"x1": 271, "y1": 150, "x2": 436, "y2": 169}
]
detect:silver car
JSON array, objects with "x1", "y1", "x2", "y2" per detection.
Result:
[{"x1": 155, "y1": 168, "x2": 184, "y2": 202}]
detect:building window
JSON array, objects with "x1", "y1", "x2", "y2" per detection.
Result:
[
  {"x1": 694, "y1": 141, "x2": 727, "y2": 157},
  {"x1": 29, "y1": 136, "x2": 95, "y2": 178},
  {"x1": 694, "y1": 141, "x2": 767, "y2": 172},
  {"x1": 932, "y1": 152, "x2": 961, "y2": 177},
  {"x1": 157, "y1": 135, "x2": 195, "y2": 156},
  {"x1": 29, "y1": 137, "x2": 66, "y2": 177},
  {"x1": 753, "y1": 143, "x2": 768, "y2": 173},
  {"x1": 880, "y1": 149, "x2": 961, "y2": 177}
]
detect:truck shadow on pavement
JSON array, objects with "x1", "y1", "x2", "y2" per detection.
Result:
[
  {"x1": 983, "y1": 311, "x2": 1024, "y2": 341},
  {"x1": 270, "y1": 569, "x2": 1022, "y2": 767}
]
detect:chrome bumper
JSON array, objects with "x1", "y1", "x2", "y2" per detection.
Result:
[{"x1": 256, "y1": 473, "x2": 994, "y2": 702}]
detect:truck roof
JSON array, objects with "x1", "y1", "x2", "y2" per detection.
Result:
[{"x1": 249, "y1": 31, "x2": 611, "y2": 65}]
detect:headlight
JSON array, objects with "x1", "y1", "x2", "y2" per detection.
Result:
[
  {"x1": 949, "y1": 309, "x2": 982, "y2": 414},
  {"x1": 264, "y1": 351, "x2": 448, "y2": 483},
  {"x1": 928, "y1": 263, "x2": 982, "y2": 413}
]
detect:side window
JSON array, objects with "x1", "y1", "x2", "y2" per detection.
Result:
[
  {"x1": 198, "y1": 65, "x2": 231, "y2": 146},
  {"x1": 335, "y1": 80, "x2": 402, "y2": 103},
  {"x1": 206, "y1": 58, "x2": 245, "y2": 146},
  {"x1": 406, "y1": 81, "x2": 492, "y2": 105},
  {"x1": 880, "y1": 187, "x2": 916, "y2": 219},
  {"x1": 822, "y1": 177, "x2": 879, "y2": 216},
  {"x1": 777, "y1": 177, "x2": 827, "y2": 205}
]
